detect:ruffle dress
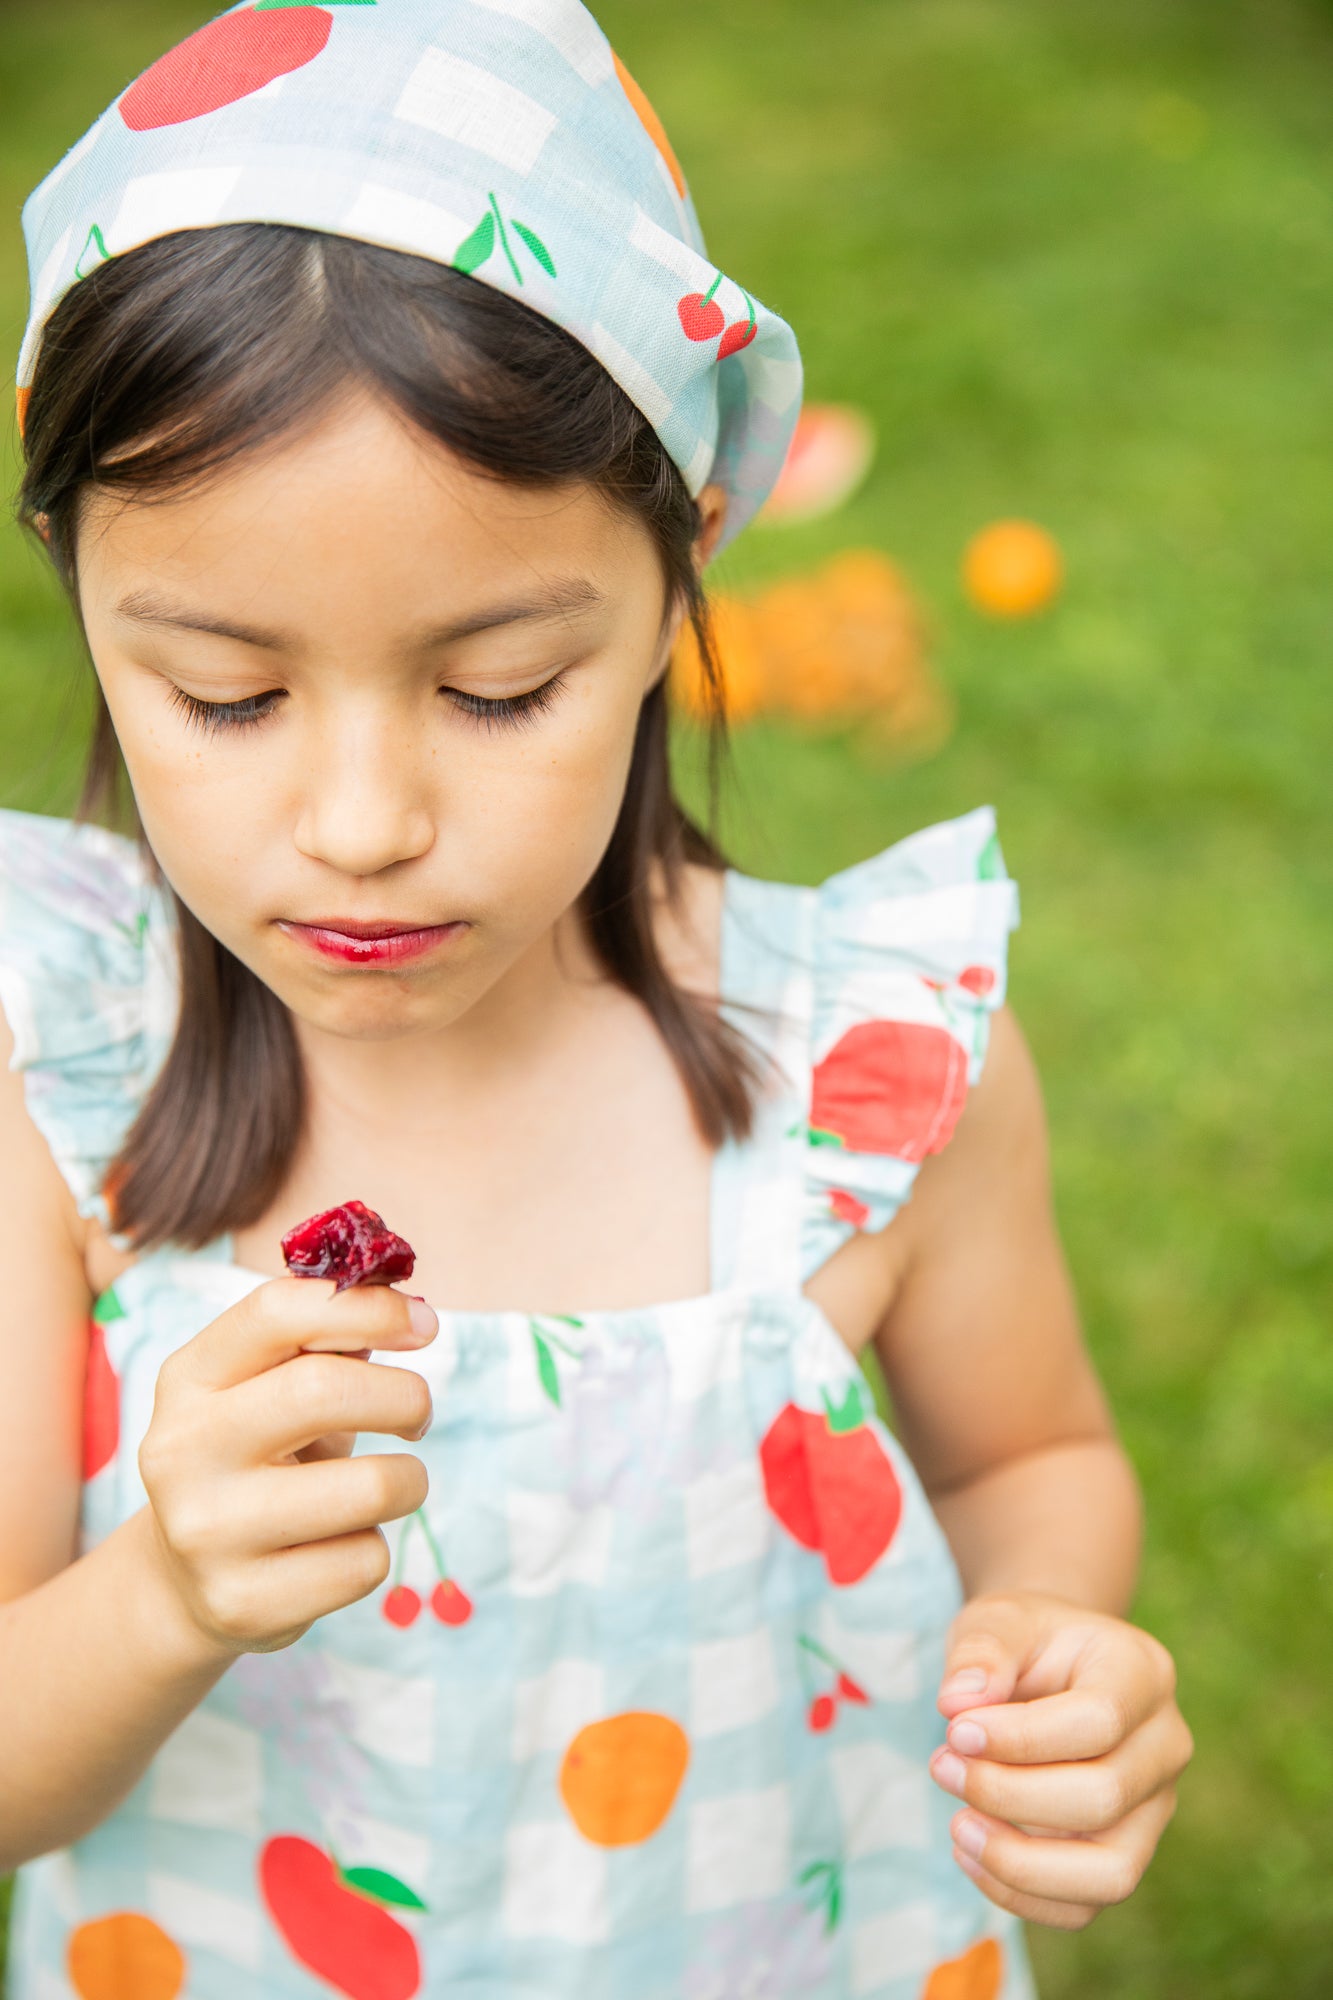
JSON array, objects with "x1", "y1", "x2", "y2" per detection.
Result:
[{"x1": 0, "y1": 803, "x2": 1034, "y2": 2000}]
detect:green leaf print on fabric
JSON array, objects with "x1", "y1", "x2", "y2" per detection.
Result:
[
  {"x1": 74, "y1": 224, "x2": 110, "y2": 280},
  {"x1": 339, "y1": 1865, "x2": 427, "y2": 1911},
  {"x1": 92, "y1": 1283, "x2": 125, "y2": 1324},
  {"x1": 454, "y1": 195, "x2": 557, "y2": 286},
  {"x1": 533, "y1": 1329, "x2": 561, "y2": 1406},
  {"x1": 454, "y1": 210, "x2": 496, "y2": 275},
  {"x1": 511, "y1": 220, "x2": 556, "y2": 277},
  {"x1": 797, "y1": 1858, "x2": 844, "y2": 1934},
  {"x1": 977, "y1": 831, "x2": 1004, "y2": 879}
]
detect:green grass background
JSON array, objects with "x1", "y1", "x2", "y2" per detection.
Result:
[{"x1": 2, "y1": 1, "x2": 1331, "y2": 1993}]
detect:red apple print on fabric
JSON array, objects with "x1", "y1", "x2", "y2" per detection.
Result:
[
  {"x1": 811, "y1": 1018, "x2": 969, "y2": 1164},
  {"x1": 119, "y1": 2, "x2": 375, "y2": 133},
  {"x1": 260, "y1": 1835, "x2": 422, "y2": 2000},
  {"x1": 83, "y1": 1286, "x2": 124, "y2": 1481},
  {"x1": 761, "y1": 1379, "x2": 902, "y2": 1584}
]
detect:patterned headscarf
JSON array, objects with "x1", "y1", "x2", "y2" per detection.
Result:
[{"x1": 15, "y1": 0, "x2": 802, "y2": 549}]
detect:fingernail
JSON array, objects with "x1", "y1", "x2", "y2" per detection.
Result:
[
  {"x1": 941, "y1": 1669, "x2": 988, "y2": 1698},
  {"x1": 953, "y1": 1813, "x2": 987, "y2": 1860},
  {"x1": 949, "y1": 1720, "x2": 987, "y2": 1756},
  {"x1": 407, "y1": 1297, "x2": 438, "y2": 1341},
  {"x1": 931, "y1": 1750, "x2": 967, "y2": 1798}
]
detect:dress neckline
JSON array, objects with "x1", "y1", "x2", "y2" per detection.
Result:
[{"x1": 200, "y1": 859, "x2": 813, "y2": 1322}]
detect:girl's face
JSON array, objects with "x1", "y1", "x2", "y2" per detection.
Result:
[{"x1": 75, "y1": 389, "x2": 724, "y2": 1044}]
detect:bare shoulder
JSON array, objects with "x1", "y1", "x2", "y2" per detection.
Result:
[{"x1": 0, "y1": 995, "x2": 97, "y2": 1596}]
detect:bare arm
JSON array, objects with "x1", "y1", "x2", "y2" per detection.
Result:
[
  {"x1": 876, "y1": 1005, "x2": 1142, "y2": 1611},
  {"x1": 0, "y1": 1001, "x2": 436, "y2": 1873},
  {"x1": 0, "y1": 1003, "x2": 233, "y2": 1872},
  {"x1": 872, "y1": 1006, "x2": 1190, "y2": 1930}
]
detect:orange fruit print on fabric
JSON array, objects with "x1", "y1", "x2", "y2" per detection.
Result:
[
  {"x1": 922, "y1": 1937, "x2": 1004, "y2": 2000},
  {"x1": 612, "y1": 51, "x2": 687, "y2": 197},
  {"x1": 118, "y1": 3, "x2": 373, "y2": 132},
  {"x1": 67, "y1": 1912, "x2": 185, "y2": 2000},
  {"x1": 560, "y1": 1712, "x2": 690, "y2": 1846},
  {"x1": 811, "y1": 1018, "x2": 969, "y2": 1163}
]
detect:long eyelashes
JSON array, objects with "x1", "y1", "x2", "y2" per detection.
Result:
[{"x1": 166, "y1": 674, "x2": 569, "y2": 737}]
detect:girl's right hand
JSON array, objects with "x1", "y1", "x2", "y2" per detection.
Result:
[{"x1": 137, "y1": 1278, "x2": 437, "y2": 1657}]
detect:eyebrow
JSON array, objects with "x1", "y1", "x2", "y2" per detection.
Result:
[{"x1": 111, "y1": 576, "x2": 607, "y2": 650}]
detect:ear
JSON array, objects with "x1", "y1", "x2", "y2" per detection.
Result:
[
  {"x1": 34, "y1": 511, "x2": 51, "y2": 546},
  {"x1": 692, "y1": 482, "x2": 729, "y2": 571}
]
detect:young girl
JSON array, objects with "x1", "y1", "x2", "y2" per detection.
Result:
[{"x1": 1, "y1": 4, "x2": 1191, "y2": 1995}]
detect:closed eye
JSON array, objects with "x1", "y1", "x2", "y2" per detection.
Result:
[
  {"x1": 167, "y1": 686, "x2": 285, "y2": 734},
  {"x1": 166, "y1": 674, "x2": 570, "y2": 736},
  {"x1": 444, "y1": 672, "x2": 568, "y2": 732}
]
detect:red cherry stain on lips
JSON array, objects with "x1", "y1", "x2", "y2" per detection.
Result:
[
  {"x1": 120, "y1": 7, "x2": 335, "y2": 131},
  {"x1": 811, "y1": 1018, "x2": 970, "y2": 1164},
  {"x1": 260, "y1": 1836, "x2": 420, "y2": 2000},
  {"x1": 760, "y1": 1383, "x2": 902, "y2": 1585},
  {"x1": 281, "y1": 1200, "x2": 415, "y2": 1291}
]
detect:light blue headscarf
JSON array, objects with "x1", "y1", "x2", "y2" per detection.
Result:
[{"x1": 15, "y1": 0, "x2": 802, "y2": 549}]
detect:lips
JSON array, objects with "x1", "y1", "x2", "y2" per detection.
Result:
[{"x1": 278, "y1": 917, "x2": 466, "y2": 967}]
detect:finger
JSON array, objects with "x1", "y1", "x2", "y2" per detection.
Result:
[
  {"x1": 218, "y1": 1452, "x2": 430, "y2": 1554},
  {"x1": 951, "y1": 1788, "x2": 1178, "y2": 1911},
  {"x1": 944, "y1": 1641, "x2": 1168, "y2": 1764},
  {"x1": 222, "y1": 1351, "x2": 434, "y2": 1462},
  {"x1": 206, "y1": 1527, "x2": 394, "y2": 1642},
  {"x1": 931, "y1": 1702, "x2": 1191, "y2": 1833},
  {"x1": 178, "y1": 1279, "x2": 437, "y2": 1392},
  {"x1": 938, "y1": 1596, "x2": 1045, "y2": 1716},
  {"x1": 950, "y1": 1845, "x2": 1100, "y2": 1932}
]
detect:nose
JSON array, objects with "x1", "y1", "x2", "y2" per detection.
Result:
[{"x1": 293, "y1": 705, "x2": 435, "y2": 877}]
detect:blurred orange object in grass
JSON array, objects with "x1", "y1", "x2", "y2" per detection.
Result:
[
  {"x1": 671, "y1": 548, "x2": 950, "y2": 753},
  {"x1": 761, "y1": 403, "x2": 876, "y2": 524},
  {"x1": 962, "y1": 518, "x2": 1063, "y2": 616}
]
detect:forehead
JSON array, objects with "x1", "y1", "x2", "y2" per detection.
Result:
[{"x1": 77, "y1": 389, "x2": 655, "y2": 618}]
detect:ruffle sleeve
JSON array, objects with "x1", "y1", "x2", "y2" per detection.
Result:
[
  {"x1": 799, "y1": 804, "x2": 1020, "y2": 1282},
  {"x1": 0, "y1": 808, "x2": 178, "y2": 1232}
]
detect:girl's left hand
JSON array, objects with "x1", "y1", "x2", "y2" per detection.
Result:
[{"x1": 930, "y1": 1591, "x2": 1193, "y2": 1930}]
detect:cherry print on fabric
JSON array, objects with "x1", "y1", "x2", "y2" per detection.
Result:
[
  {"x1": 118, "y1": 1, "x2": 375, "y2": 132},
  {"x1": 67, "y1": 1912, "x2": 185, "y2": 2000},
  {"x1": 82, "y1": 1286, "x2": 123, "y2": 1481},
  {"x1": 454, "y1": 194, "x2": 556, "y2": 285},
  {"x1": 760, "y1": 1378, "x2": 903, "y2": 1584},
  {"x1": 922, "y1": 1936, "x2": 1005, "y2": 2000},
  {"x1": 559, "y1": 1712, "x2": 690, "y2": 1846},
  {"x1": 797, "y1": 1631, "x2": 872, "y2": 1732},
  {"x1": 260, "y1": 1834, "x2": 423, "y2": 2000},
  {"x1": 381, "y1": 1505, "x2": 473, "y2": 1628},
  {"x1": 810, "y1": 1017, "x2": 970, "y2": 1164}
]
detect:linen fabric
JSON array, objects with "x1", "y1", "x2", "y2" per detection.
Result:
[
  {"x1": 0, "y1": 803, "x2": 1034, "y2": 1998},
  {"x1": 15, "y1": 0, "x2": 803, "y2": 548}
]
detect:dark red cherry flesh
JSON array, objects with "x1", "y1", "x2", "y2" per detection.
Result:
[{"x1": 281, "y1": 1199, "x2": 416, "y2": 1291}]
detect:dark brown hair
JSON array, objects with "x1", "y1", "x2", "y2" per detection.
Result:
[{"x1": 14, "y1": 223, "x2": 770, "y2": 1251}]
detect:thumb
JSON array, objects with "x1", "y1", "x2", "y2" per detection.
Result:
[{"x1": 937, "y1": 1594, "x2": 1040, "y2": 1718}]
